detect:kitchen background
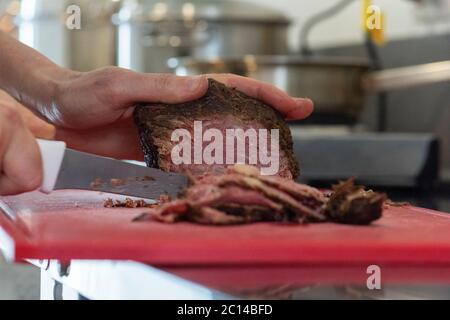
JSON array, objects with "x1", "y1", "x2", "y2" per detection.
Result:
[{"x1": 0, "y1": 0, "x2": 449, "y2": 299}]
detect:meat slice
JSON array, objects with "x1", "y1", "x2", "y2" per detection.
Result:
[
  {"x1": 134, "y1": 79, "x2": 298, "y2": 179},
  {"x1": 136, "y1": 165, "x2": 384, "y2": 226}
]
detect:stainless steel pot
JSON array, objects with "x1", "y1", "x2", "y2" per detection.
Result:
[
  {"x1": 66, "y1": 0, "x2": 121, "y2": 71},
  {"x1": 171, "y1": 55, "x2": 450, "y2": 120},
  {"x1": 172, "y1": 55, "x2": 371, "y2": 119},
  {"x1": 15, "y1": 0, "x2": 121, "y2": 71},
  {"x1": 0, "y1": 0, "x2": 19, "y2": 36},
  {"x1": 115, "y1": 0, "x2": 290, "y2": 73}
]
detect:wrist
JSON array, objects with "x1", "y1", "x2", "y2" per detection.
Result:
[{"x1": 29, "y1": 66, "x2": 80, "y2": 123}]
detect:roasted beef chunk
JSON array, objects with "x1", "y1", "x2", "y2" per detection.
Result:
[
  {"x1": 134, "y1": 79, "x2": 298, "y2": 179},
  {"x1": 136, "y1": 165, "x2": 385, "y2": 226}
]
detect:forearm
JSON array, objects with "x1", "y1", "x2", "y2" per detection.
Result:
[{"x1": 0, "y1": 31, "x2": 72, "y2": 117}]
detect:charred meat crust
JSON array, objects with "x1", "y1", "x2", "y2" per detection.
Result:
[
  {"x1": 135, "y1": 119, "x2": 159, "y2": 168},
  {"x1": 133, "y1": 78, "x2": 299, "y2": 178}
]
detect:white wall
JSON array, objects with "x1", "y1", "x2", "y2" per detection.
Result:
[{"x1": 243, "y1": 0, "x2": 450, "y2": 52}]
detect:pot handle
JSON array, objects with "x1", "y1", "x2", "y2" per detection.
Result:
[{"x1": 362, "y1": 60, "x2": 450, "y2": 92}]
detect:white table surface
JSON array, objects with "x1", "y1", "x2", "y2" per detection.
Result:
[{"x1": 31, "y1": 259, "x2": 234, "y2": 300}]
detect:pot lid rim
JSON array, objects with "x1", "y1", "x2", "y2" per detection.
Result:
[
  {"x1": 115, "y1": 0, "x2": 291, "y2": 23},
  {"x1": 169, "y1": 55, "x2": 372, "y2": 69}
]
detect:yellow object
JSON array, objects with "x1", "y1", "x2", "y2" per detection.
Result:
[{"x1": 362, "y1": 0, "x2": 385, "y2": 45}]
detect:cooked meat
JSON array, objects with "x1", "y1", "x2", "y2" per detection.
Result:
[
  {"x1": 103, "y1": 198, "x2": 155, "y2": 208},
  {"x1": 109, "y1": 179, "x2": 126, "y2": 187},
  {"x1": 104, "y1": 194, "x2": 170, "y2": 209},
  {"x1": 132, "y1": 79, "x2": 384, "y2": 226},
  {"x1": 136, "y1": 165, "x2": 384, "y2": 225},
  {"x1": 325, "y1": 179, "x2": 386, "y2": 225},
  {"x1": 134, "y1": 79, "x2": 298, "y2": 179}
]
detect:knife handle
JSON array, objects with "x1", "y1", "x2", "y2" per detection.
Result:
[{"x1": 36, "y1": 139, "x2": 67, "y2": 193}]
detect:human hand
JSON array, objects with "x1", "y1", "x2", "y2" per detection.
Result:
[
  {"x1": 0, "y1": 90, "x2": 55, "y2": 140},
  {"x1": 47, "y1": 68, "x2": 314, "y2": 160},
  {"x1": 0, "y1": 90, "x2": 50, "y2": 194}
]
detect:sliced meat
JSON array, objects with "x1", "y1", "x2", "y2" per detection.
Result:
[{"x1": 135, "y1": 165, "x2": 384, "y2": 226}]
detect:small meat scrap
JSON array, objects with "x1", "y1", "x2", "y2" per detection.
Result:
[
  {"x1": 103, "y1": 198, "x2": 155, "y2": 208},
  {"x1": 158, "y1": 194, "x2": 171, "y2": 204},
  {"x1": 93, "y1": 176, "x2": 156, "y2": 190},
  {"x1": 103, "y1": 198, "x2": 114, "y2": 207},
  {"x1": 384, "y1": 199, "x2": 410, "y2": 208},
  {"x1": 104, "y1": 194, "x2": 170, "y2": 209},
  {"x1": 325, "y1": 179, "x2": 386, "y2": 225},
  {"x1": 110, "y1": 178, "x2": 126, "y2": 187},
  {"x1": 137, "y1": 165, "x2": 385, "y2": 226},
  {"x1": 90, "y1": 178, "x2": 104, "y2": 189}
]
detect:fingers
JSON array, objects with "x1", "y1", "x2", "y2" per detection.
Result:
[
  {"x1": 206, "y1": 74, "x2": 314, "y2": 120},
  {"x1": 53, "y1": 67, "x2": 312, "y2": 132},
  {"x1": 0, "y1": 89, "x2": 56, "y2": 139},
  {"x1": 117, "y1": 71, "x2": 313, "y2": 119},
  {"x1": 0, "y1": 102, "x2": 43, "y2": 195},
  {"x1": 290, "y1": 97, "x2": 314, "y2": 120},
  {"x1": 55, "y1": 118, "x2": 144, "y2": 161},
  {"x1": 15, "y1": 104, "x2": 56, "y2": 139},
  {"x1": 112, "y1": 70, "x2": 209, "y2": 104},
  {"x1": 121, "y1": 71, "x2": 313, "y2": 119}
]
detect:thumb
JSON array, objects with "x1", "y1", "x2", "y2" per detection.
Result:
[{"x1": 120, "y1": 73, "x2": 208, "y2": 104}]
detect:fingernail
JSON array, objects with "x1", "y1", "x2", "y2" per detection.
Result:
[
  {"x1": 288, "y1": 98, "x2": 314, "y2": 120},
  {"x1": 294, "y1": 97, "x2": 313, "y2": 104},
  {"x1": 295, "y1": 97, "x2": 314, "y2": 111}
]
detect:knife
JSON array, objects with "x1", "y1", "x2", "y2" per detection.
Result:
[{"x1": 36, "y1": 139, "x2": 189, "y2": 199}]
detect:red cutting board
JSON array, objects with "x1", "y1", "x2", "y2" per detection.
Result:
[{"x1": 1, "y1": 190, "x2": 450, "y2": 267}]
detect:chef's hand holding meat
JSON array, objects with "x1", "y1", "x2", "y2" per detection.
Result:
[{"x1": 0, "y1": 31, "x2": 313, "y2": 165}]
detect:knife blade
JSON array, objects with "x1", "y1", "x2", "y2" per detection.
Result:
[{"x1": 37, "y1": 139, "x2": 189, "y2": 199}]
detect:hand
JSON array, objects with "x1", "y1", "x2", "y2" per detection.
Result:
[
  {"x1": 48, "y1": 68, "x2": 314, "y2": 160},
  {"x1": 0, "y1": 90, "x2": 56, "y2": 140},
  {"x1": 0, "y1": 90, "x2": 48, "y2": 195}
]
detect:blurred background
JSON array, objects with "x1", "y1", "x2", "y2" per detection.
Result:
[{"x1": 0, "y1": 0, "x2": 449, "y2": 299}]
